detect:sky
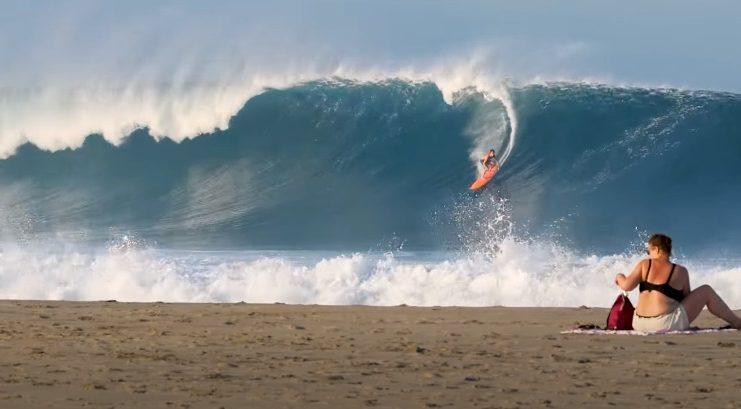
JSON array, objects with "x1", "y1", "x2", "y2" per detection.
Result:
[{"x1": 1, "y1": 0, "x2": 740, "y2": 91}]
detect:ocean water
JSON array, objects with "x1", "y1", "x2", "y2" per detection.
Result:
[
  {"x1": 1, "y1": 80, "x2": 740, "y2": 307},
  {"x1": 2, "y1": 2, "x2": 741, "y2": 308}
]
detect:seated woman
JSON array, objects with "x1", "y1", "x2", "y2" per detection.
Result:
[{"x1": 615, "y1": 233, "x2": 741, "y2": 332}]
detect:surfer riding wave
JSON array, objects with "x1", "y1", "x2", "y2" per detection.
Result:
[
  {"x1": 470, "y1": 149, "x2": 500, "y2": 191},
  {"x1": 480, "y1": 149, "x2": 499, "y2": 171}
]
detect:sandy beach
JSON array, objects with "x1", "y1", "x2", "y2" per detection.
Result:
[{"x1": 0, "y1": 300, "x2": 739, "y2": 409}]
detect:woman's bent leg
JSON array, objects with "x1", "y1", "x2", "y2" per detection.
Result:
[{"x1": 682, "y1": 285, "x2": 741, "y2": 328}]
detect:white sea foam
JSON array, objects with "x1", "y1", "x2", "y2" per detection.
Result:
[{"x1": 1, "y1": 239, "x2": 739, "y2": 309}]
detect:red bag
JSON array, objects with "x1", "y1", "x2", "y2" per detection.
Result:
[{"x1": 606, "y1": 292, "x2": 634, "y2": 330}]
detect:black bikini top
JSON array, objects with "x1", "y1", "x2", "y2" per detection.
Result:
[{"x1": 639, "y1": 259, "x2": 685, "y2": 302}]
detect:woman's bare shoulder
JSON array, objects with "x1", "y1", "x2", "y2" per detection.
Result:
[
  {"x1": 674, "y1": 263, "x2": 689, "y2": 275},
  {"x1": 634, "y1": 258, "x2": 650, "y2": 274}
]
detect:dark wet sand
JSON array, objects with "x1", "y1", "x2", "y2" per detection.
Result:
[{"x1": 0, "y1": 300, "x2": 739, "y2": 408}]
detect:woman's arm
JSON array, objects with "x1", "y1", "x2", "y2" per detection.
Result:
[
  {"x1": 615, "y1": 260, "x2": 645, "y2": 291},
  {"x1": 680, "y1": 265, "x2": 691, "y2": 297}
]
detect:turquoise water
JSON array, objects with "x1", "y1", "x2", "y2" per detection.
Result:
[{"x1": 1, "y1": 81, "x2": 740, "y2": 306}]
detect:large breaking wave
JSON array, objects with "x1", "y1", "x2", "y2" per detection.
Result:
[
  {"x1": 1, "y1": 79, "x2": 741, "y2": 307},
  {"x1": 2, "y1": 80, "x2": 739, "y2": 255}
]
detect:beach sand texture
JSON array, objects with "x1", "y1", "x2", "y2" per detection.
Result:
[{"x1": 1, "y1": 300, "x2": 739, "y2": 408}]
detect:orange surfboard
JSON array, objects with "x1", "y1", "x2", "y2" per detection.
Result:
[{"x1": 469, "y1": 164, "x2": 499, "y2": 191}]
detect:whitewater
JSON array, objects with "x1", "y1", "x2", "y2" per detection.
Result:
[{"x1": 2, "y1": 2, "x2": 741, "y2": 308}]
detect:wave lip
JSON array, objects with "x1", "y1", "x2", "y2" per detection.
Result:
[{"x1": 0, "y1": 57, "x2": 522, "y2": 159}]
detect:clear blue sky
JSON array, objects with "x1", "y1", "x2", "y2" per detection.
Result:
[{"x1": 1, "y1": 0, "x2": 740, "y2": 92}]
